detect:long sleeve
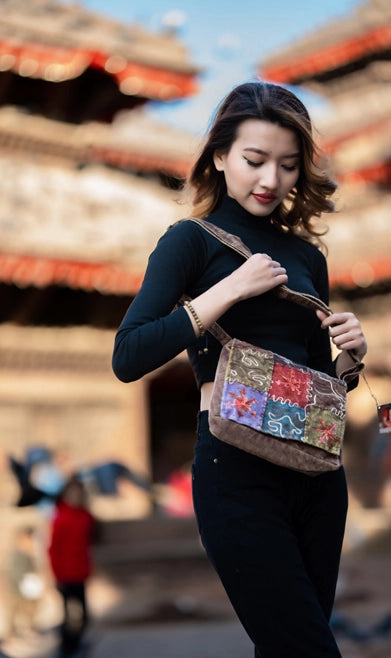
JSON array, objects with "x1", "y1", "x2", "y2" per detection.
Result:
[{"x1": 112, "y1": 222, "x2": 207, "y2": 382}]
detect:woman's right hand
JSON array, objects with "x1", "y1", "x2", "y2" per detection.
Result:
[
  {"x1": 182, "y1": 253, "x2": 287, "y2": 338},
  {"x1": 228, "y1": 253, "x2": 288, "y2": 301}
]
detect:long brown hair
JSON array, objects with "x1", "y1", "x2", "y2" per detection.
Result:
[{"x1": 187, "y1": 81, "x2": 336, "y2": 244}]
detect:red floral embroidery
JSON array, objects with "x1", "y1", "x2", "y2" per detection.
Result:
[
  {"x1": 269, "y1": 363, "x2": 310, "y2": 406},
  {"x1": 226, "y1": 387, "x2": 258, "y2": 418},
  {"x1": 275, "y1": 372, "x2": 303, "y2": 394},
  {"x1": 315, "y1": 419, "x2": 341, "y2": 449}
]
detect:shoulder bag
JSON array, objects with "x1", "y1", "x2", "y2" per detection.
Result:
[{"x1": 180, "y1": 218, "x2": 364, "y2": 476}]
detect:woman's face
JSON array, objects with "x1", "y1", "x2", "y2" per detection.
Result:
[{"x1": 213, "y1": 118, "x2": 300, "y2": 217}]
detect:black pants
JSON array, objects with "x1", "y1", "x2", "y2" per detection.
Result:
[
  {"x1": 56, "y1": 582, "x2": 88, "y2": 654},
  {"x1": 192, "y1": 411, "x2": 348, "y2": 658}
]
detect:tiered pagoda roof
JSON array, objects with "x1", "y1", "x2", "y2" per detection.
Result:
[
  {"x1": 259, "y1": 0, "x2": 391, "y2": 294},
  {"x1": 0, "y1": 0, "x2": 199, "y2": 298},
  {"x1": 259, "y1": 0, "x2": 391, "y2": 88},
  {"x1": 0, "y1": 0, "x2": 198, "y2": 101}
]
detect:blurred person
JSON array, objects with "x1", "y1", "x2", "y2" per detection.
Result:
[
  {"x1": 161, "y1": 463, "x2": 193, "y2": 517},
  {"x1": 47, "y1": 476, "x2": 95, "y2": 656},
  {"x1": 3, "y1": 526, "x2": 44, "y2": 645},
  {"x1": 112, "y1": 81, "x2": 367, "y2": 656}
]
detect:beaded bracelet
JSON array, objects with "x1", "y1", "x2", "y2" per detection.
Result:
[{"x1": 184, "y1": 300, "x2": 206, "y2": 337}]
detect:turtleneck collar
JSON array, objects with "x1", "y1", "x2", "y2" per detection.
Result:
[{"x1": 210, "y1": 195, "x2": 277, "y2": 233}]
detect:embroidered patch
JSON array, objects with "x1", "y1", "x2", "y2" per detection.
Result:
[
  {"x1": 304, "y1": 407, "x2": 344, "y2": 455},
  {"x1": 227, "y1": 344, "x2": 273, "y2": 390},
  {"x1": 221, "y1": 340, "x2": 347, "y2": 455},
  {"x1": 220, "y1": 381, "x2": 267, "y2": 430},
  {"x1": 262, "y1": 397, "x2": 306, "y2": 439},
  {"x1": 308, "y1": 370, "x2": 346, "y2": 414},
  {"x1": 268, "y1": 362, "x2": 310, "y2": 407}
]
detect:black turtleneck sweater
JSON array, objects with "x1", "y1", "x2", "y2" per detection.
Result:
[{"x1": 113, "y1": 196, "x2": 340, "y2": 388}]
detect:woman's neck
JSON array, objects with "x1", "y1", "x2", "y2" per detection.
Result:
[{"x1": 211, "y1": 195, "x2": 275, "y2": 230}]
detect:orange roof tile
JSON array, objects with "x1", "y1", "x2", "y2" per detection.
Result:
[
  {"x1": 261, "y1": 24, "x2": 391, "y2": 84},
  {"x1": 0, "y1": 250, "x2": 389, "y2": 297},
  {"x1": 0, "y1": 252, "x2": 143, "y2": 296}
]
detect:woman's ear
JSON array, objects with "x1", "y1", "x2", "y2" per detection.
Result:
[{"x1": 213, "y1": 150, "x2": 225, "y2": 171}]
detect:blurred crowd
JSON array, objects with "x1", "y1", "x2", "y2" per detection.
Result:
[{"x1": 0, "y1": 444, "x2": 194, "y2": 656}]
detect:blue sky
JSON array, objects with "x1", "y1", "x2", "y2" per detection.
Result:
[{"x1": 81, "y1": 0, "x2": 362, "y2": 134}]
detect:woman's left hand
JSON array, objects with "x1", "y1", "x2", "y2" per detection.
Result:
[{"x1": 316, "y1": 310, "x2": 367, "y2": 361}]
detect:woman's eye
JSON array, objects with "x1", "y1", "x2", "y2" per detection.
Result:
[
  {"x1": 244, "y1": 157, "x2": 297, "y2": 171},
  {"x1": 244, "y1": 158, "x2": 263, "y2": 168}
]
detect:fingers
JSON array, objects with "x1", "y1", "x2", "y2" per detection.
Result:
[
  {"x1": 316, "y1": 309, "x2": 328, "y2": 322},
  {"x1": 261, "y1": 254, "x2": 283, "y2": 270},
  {"x1": 232, "y1": 253, "x2": 288, "y2": 299},
  {"x1": 271, "y1": 263, "x2": 287, "y2": 278},
  {"x1": 257, "y1": 254, "x2": 287, "y2": 277},
  {"x1": 265, "y1": 259, "x2": 288, "y2": 285},
  {"x1": 318, "y1": 312, "x2": 367, "y2": 358},
  {"x1": 318, "y1": 312, "x2": 359, "y2": 335}
]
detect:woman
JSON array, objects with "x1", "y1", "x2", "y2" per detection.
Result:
[{"x1": 112, "y1": 82, "x2": 367, "y2": 657}]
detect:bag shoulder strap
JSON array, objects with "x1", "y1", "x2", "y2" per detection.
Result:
[
  {"x1": 183, "y1": 217, "x2": 333, "y2": 316},
  {"x1": 178, "y1": 217, "x2": 363, "y2": 377}
]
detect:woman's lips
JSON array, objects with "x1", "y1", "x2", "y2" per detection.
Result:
[{"x1": 252, "y1": 193, "x2": 277, "y2": 204}]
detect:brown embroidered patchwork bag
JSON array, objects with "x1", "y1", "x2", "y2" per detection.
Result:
[{"x1": 181, "y1": 219, "x2": 363, "y2": 476}]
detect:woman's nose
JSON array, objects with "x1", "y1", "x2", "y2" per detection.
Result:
[{"x1": 259, "y1": 163, "x2": 278, "y2": 189}]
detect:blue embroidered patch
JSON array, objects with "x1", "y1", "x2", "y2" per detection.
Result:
[
  {"x1": 262, "y1": 398, "x2": 306, "y2": 439},
  {"x1": 220, "y1": 381, "x2": 267, "y2": 430}
]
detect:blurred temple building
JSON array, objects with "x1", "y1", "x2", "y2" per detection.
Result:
[
  {"x1": 0, "y1": 0, "x2": 201, "y2": 517},
  {"x1": 260, "y1": 0, "x2": 391, "y2": 506},
  {"x1": 2, "y1": 0, "x2": 391, "y2": 522}
]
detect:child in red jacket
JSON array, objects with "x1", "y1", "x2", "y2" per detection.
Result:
[{"x1": 48, "y1": 475, "x2": 95, "y2": 655}]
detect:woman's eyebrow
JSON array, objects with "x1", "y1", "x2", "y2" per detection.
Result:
[{"x1": 243, "y1": 147, "x2": 300, "y2": 159}]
